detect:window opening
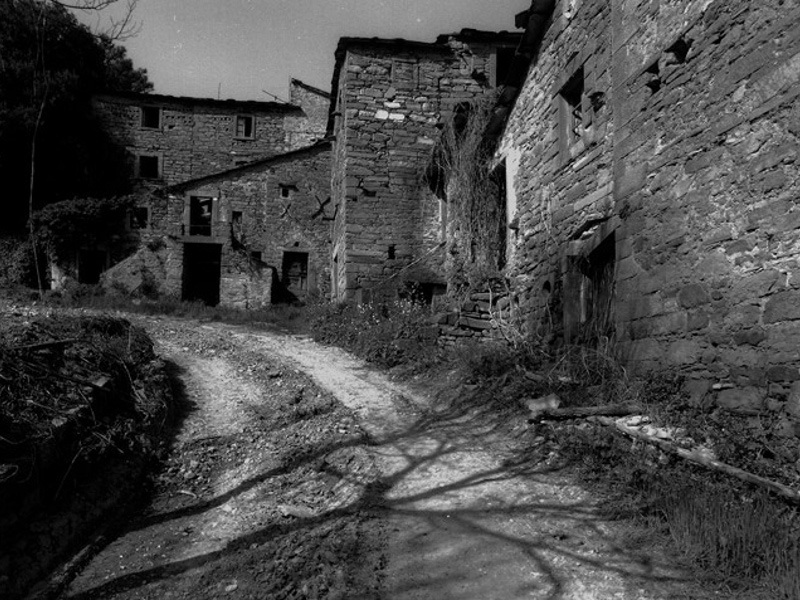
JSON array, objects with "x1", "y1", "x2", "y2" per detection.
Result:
[
  {"x1": 141, "y1": 106, "x2": 161, "y2": 129},
  {"x1": 280, "y1": 185, "x2": 293, "y2": 198},
  {"x1": 495, "y1": 47, "x2": 516, "y2": 86},
  {"x1": 645, "y1": 62, "x2": 661, "y2": 94},
  {"x1": 189, "y1": 196, "x2": 214, "y2": 236},
  {"x1": 236, "y1": 115, "x2": 254, "y2": 139},
  {"x1": 388, "y1": 245, "x2": 396, "y2": 260},
  {"x1": 560, "y1": 68, "x2": 584, "y2": 147},
  {"x1": 130, "y1": 207, "x2": 149, "y2": 229},
  {"x1": 392, "y1": 59, "x2": 417, "y2": 88},
  {"x1": 138, "y1": 155, "x2": 159, "y2": 179}
]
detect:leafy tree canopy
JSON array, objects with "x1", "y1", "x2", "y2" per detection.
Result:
[{"x1": 0, "y1": 0, "x2": 152, "y2": 232}]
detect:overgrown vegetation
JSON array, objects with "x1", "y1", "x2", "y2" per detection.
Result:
[
  {"x1": 31, "y1": 195, "x2": 138, "y2": 260},
  {"x1": 307, "y1": 298, "x2": 439, "y2": 368},
  {"x1": 428, "y1": 92, "x2": 507, "y2": 294}
]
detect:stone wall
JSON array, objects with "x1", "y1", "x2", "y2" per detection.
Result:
[
  {"x1": 434, "y1": 290, "x2": 518, "y2": 347},
  {"x1": 331, "y1": 31, "x2": 521, "y2": 301},
  {"x1": 93, "y1": 93, "x2": 312, "y2": 187},
  {"x1": 104, "y1": 143, "x2": 332, "y2": 308},
  {"x1": 501, "y1": 0, "x2": 800, "y2": 419},
  {"x1": 612, "y1": 0, "x2": 800, "y2": 416},
  {"x1": 288, "y1": 79, "x2": 330, "y2": 145},
  {"x1": 499, "y1": 0, "x2": 614, "y2": 342}
]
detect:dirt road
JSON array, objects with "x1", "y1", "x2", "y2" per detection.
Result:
[{"x1": 61, "y1": 317, "x2": 712, "y2": 599}]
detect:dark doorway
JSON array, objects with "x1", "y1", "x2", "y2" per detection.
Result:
[
  {"x1": 78, "y1": 250, "x2": 107, "y2": 284},
  {"x1": 182, "y1": 243, "x2": 221, "y2": 305},
  {"x1": 281, "y1": 251, "x2": 308, "y2": 293}
]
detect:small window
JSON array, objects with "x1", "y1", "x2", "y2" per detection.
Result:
[
  {"x1": 138, "y1": 155, "x2": 160, "y2": 179},
  {"x1": 130, "y1": 207, "x2": 149, "y2": 229},
  {"x1": 235, "y1": 115, "x2": 254, "y2": 139},
  {"x1": 388, "y1": 245, "x2": 396, "y2": 260},
  {"x1": 495, "y1": 47, "x2": 516, "y2": 86},
  {"x1": 560, "y1": 68, "x2": 584, "y2": 148},
  {"x1": 279, "y1": 184, "x2": 295, "y2": 198},
  {"x1": 189, "y1": 196, "x2": 214, "y2": 236},
  {"x1": 140, "y1": 106, "x2": 161, "y2": 129},
  {"x1": 392, "y1": 59, "x2": 417, "y2": 88}
]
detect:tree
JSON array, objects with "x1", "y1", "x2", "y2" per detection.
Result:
[{"x1": 0, "y1": 0, "x2": 151, "y2": 233}]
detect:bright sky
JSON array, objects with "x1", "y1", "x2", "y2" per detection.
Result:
[{"x1": 74, "y1": 0, "x2": 530, "y2": 102}]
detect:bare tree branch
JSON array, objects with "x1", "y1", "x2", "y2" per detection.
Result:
[{"x1": 52, "y1": 0, "x2": 141, "y2": 41}]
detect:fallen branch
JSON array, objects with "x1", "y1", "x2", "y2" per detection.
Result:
[
  {"x1": 596, "y1": 416, "x2": 800, "y2": 504},
  {"x1": 12, "y1": 339, "x2": 79, "y2": 352},
  {"x1": 529, "y1": 403, "x2": 642, "y2": 423}
]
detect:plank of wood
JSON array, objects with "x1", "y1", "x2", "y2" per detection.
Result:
[
  {"x1": 529, "y1": 403, "x2": 642, "y2": 422},
  {"x1": 596, "y1": 416, "x2": 800, "y2": 504}
]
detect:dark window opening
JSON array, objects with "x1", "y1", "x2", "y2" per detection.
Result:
[
  {"x1": 495, "y1": 46, "x2": 516, "y2": 86},
  {"x1": 666, "y1": 37, "x2": 692, "y2": 64},
  {"x1": 645, "y1": 61, "x2": 661, "y2": 94},
  {"x1": 250, "y1": 251, "x2": 262, "y2": 263},
  {"x1": 231, "y1": 210, "x2": 243, "y2": 238},
  {"x1": 236, "y1": 115, "x2": 254, "y2": 139},
  {"x1": 189, "y1": 196, "x2": 214, "y2": 236},
  {"x1": 280, "y1": 185, "x2": 293, "y2": 198},
  {"x1": 388, "y1": 245, "x2": 396, "y2": 260},
  {"x1": 141, "y1": 106, "x2": 161, "y2": 129},
  {"x1": 560, "y1": 68, "x2": 584, "y2": 147},
  {"x1": 138, "y1": 155, "x2": 160, "y2": 179},
  {"x1": 131, "y1": 207, "x2": 149, "y2": 229}
]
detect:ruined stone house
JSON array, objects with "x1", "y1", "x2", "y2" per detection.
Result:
[
  {"x1": 93, "y1": 79, "x2": 330, "y2": 185},
  {"x1": 493, "y1": 0, "x2": 800, "y2": 417},
  {"x1": 54, "y1": 80, "x2": 331, "y2": 303},
  {"x1": 328, "y1": 29, "x2": 521, "y2": 302},
  {"x1": 103, "y1": 141, "x2": 332, "y2": 308}
]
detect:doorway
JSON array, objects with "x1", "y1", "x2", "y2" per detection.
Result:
[{"x1": 182, "y1": 243, "x2": 221, "y2": 305}]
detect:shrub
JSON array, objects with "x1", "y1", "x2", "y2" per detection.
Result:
[{"x1": 308, "y1": 298, "x2": 438, "y2": 368}]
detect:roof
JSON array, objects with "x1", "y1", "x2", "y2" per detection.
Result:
[
  {"x1": 165, "y1": 140, "x2": 332, "y2": 193},
  {"x1": 290, "y1": 78, "x2": 331, "y2": 99},
  {"x1": 94, "y1": 91, "x2": 302, "y2": 113}
]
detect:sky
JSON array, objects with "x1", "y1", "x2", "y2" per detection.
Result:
[{"x1": 74, "y1": 0, "x2": 531, "y2": 102}]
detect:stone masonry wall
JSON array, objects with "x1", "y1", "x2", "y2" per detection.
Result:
[
  {"x1": 501, "y1": 0, "x2": 800, "y2": 423},
  {"x1": 93, "y1": 95, "x2": 308, "y2": 187},
  {"x1": 499, "y1": 0, "x2": 614, "y2": 341},
  {"x1": 332, "y1": 34, "x2": 519, "y2": 301},
  {"x1": 105, "y1": 145, "x2": 332, "y2": 308},
  {"x1": 288, "y1": 79, "x2": 330, "y2": 146},
  {"x1": 612, "y1": 0, "x2": 800, "y2": 418}
]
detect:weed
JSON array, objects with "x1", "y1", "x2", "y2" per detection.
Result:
[{"x1": 307, "y1": 298, "x2": 439, "y2": 368}]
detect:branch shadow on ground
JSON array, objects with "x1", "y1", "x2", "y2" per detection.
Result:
[{"x1": 65, "y1": 364, "x2": 696, "y2": 600}]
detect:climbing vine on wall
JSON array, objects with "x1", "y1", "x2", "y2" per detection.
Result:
[
  {"x1": 429, "y1": 92, "x2": 506, "y2": 295},
  {"x1": 32, "y1": 195, "x2": 137, "y2": 259}
]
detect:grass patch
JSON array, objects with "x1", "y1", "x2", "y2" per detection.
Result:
[{"x1": 307, "y1": 298, "x2": 440, "y2": 369}]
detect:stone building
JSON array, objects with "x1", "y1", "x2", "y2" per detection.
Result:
[
  {"x1": 496, "y1": 0, "x2": 800, "y2": 415},
  {"x1": 93, "y1": 79, "x2": 329, "y2": 187},
  {"x1": 103, "y1": 141, "x2": 332, "y2": 308},
  {"x1": 329, "y1": 29, "x2": 521, "y2": 302}
]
